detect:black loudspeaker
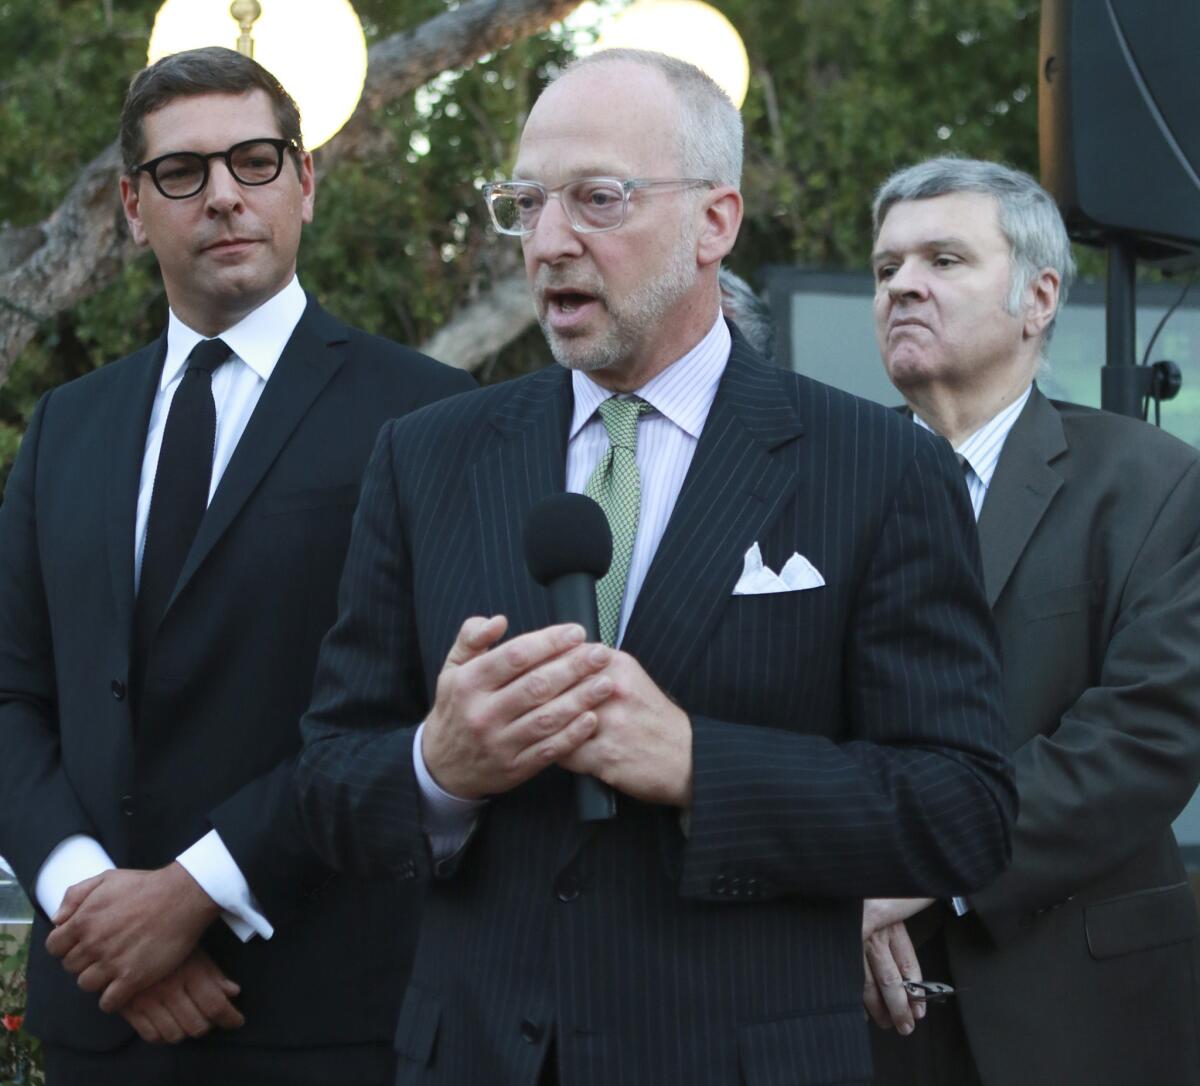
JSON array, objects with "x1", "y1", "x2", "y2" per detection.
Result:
[{"x1": 1039, "y1": 0, "x2": 1200, "y2": 268}]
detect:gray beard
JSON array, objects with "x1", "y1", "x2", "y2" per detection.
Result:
[{"x1": 541, "y1": 237, "x2": 698, "y2": 374}]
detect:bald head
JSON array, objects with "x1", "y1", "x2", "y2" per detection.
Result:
[{"x1": 549, "y1": 49, "x2": 743, "y2": 187}]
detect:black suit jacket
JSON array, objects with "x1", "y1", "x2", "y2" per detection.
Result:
[
  {"x1": 877, "y1": 388, "x2": 1200, "y2": 1085},
  {"x1": 297, "y1": 330, "x2": 1016, "y2": 1086},
  {"x1": 0, "y1": 297, "x2": 474, "y2": 1052}
]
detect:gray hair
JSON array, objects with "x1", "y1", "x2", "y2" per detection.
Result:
[
  {"x1": 873, "y1": 156, "x2": 1076, "y2": 343},
  {"x1": 719, "y1": 268, "x2": 774, "y2": 357},
  {"x1": 559, "y1": 49, "x2": 743, "y2": 187}
]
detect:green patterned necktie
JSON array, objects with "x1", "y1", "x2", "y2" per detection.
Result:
[{"x1": 584, "y1": 396, "x2": 654, "y2": 646}]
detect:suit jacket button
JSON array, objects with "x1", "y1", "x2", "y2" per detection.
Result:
[
  {"x1": 555, "y1": 874, "x2": 580, "y2": 903},
  {"x1": 712, "y1": 875, "x2": 728, "y2": 895},
  {"x1": 111, "y1": 679, "x2": 126, "y2": 701},
  {"x1": 120, "y1": 795, "x2": 135, "y2": 816},
  {"x1": 519, "y1": 1018, "x2": 544, "y2": 1044}
]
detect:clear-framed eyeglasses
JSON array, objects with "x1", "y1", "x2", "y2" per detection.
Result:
[
  {"x1": 131, "y1": 137, "x2": 300, "y2": 200},
  {"x1": 482, "y1": 176, "x2": 717, "y2": 236}
]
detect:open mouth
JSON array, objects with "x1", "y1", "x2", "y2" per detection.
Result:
[{"x1": 544, "y1": 288, "x2": 600, "y2": 329}]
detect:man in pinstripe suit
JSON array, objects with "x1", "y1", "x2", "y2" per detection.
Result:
[{"x1": 296, "y1": 53, "x2": 1016, "y2": 1085}]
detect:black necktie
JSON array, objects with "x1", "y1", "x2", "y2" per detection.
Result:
[{"x1": 134, "y1": 337, "x2": 232, "y2": 680}]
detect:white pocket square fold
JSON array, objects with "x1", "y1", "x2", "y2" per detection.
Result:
[{"x1": 732, "y1": 542, "x2": 825, "y2": 596}]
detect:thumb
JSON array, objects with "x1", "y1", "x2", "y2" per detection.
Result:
[{"x1": 444, "y1": 615, "x2": 508, "y2": 668}]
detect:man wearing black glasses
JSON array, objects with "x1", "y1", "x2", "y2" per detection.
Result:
[
  {"x1": 295, "y1": 49, "x2": 1015, "y2": 1085},
  {"x1": 0, "y1": 46, "x2": 471, "y2": 1085}
]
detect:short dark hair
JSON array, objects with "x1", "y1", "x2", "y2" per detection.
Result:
[{"x1": 119, "y1": 46, "x2": 303, "y2": 174}]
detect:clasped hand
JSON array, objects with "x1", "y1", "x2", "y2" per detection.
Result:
[
  {"x1": 45, "y1": 861, "x2": 242, "y2": 1040},
  {"x1": 422, "y1": 616, "x2": 692, "y2": 807}
]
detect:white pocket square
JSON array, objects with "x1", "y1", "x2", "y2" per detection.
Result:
[{"x1": 732, "y1": 542, "x2": 825, "y2": 596}]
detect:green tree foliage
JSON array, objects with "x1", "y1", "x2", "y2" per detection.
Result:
[
  {"x1": 726, "y1": 0, "x2": 1041, "y2": 279},
  {"x1": 0, "y1": 0, "x2": 1049, "y2": 479}
]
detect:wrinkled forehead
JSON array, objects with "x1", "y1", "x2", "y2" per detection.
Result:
[
  {"x1": 515, "y1": 62, "x2": 682, "y2": 184},
  {"x1": 875, "y1": 192, "x2": 1009, "y2": 254}
]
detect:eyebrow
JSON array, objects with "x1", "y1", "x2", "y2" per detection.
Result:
[
  {"x1": 511, "y1": 167, "x2": 630, "y2": 182},
  {"x1": 871, "y1": 236, "x2": 975, "y2": 263}
]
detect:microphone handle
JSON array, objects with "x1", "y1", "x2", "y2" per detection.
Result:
[{"x1": 547, "y1": 572, "x2": 617, "y2": 822}]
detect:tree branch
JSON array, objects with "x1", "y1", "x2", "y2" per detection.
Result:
[
  {"x1": 420, "y1": 272, "x2": 535, "y2": 371},
  {"x1": 0, "y1": 0, "x2": 582, "y2": 382}
]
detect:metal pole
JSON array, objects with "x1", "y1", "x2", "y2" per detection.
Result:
[
  {"x1": 230, "y1": 0, "x2": 262, "y2": 58},
  {"x1": 1101, "y1": 236, "x2": 1145, "y2": 417}
]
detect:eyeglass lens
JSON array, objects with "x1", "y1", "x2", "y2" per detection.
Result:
[
  {"x1": 490, "y1": 180, "x2": 627, "y2": 234},
  {"x1": 151, "y1": 140, "x2": 285, "y2": 198}
]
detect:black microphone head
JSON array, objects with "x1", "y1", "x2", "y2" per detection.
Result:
[{"x1": 524, "y1": 493, "x2": 613, "y2": 585}]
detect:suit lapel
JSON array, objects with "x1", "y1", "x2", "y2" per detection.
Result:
[
  {"x1": 622, "y1": 333, "x2": 805, "y2": 691},
  {"x1": 165, "y1": 298, "x2": 347, "y2": 615},
  {"x1": 471, "y1": 366, "x2": 573, "y2": 634},
  {"x1": 976, "y1": 387, "x2": 1067, "y2": 606},
  {"x1": 105, "y1": 336, "x2": 166, "y2": 643}
]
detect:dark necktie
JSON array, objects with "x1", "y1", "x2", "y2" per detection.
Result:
[{"x1": 134, "y1": 337, "x2": 232, "y2": 678}]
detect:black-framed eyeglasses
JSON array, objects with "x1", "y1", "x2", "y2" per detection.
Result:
[
  {"x1": 132, "y1": 137, "x2": 299, "y2": 199},
  {"x1": 482, "y1": 176, "x2": 717, "y2": 236}
]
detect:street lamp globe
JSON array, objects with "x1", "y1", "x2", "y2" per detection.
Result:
[
  {"x1": 148, "y1": 0, "x2": 368, "y2": 150},
  {"x1": 594, "y1": 0, "x2": 749, "y2": 108}
]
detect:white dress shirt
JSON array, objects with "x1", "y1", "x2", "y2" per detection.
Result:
[
  {"x1": 414, "y1": 316, "x2": 731, "y2": 856},
  {"x1": 35, "y1": 276, "x2": 308, "y2": 941},
  {"x1": 914, "y1": 382, "x2": 1030, "y2": 915},
  {"x1": 914, "y1": 385, "x2": 1032, "y2": 520}
]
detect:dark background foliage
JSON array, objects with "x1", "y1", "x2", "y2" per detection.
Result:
[{"x1": 0, "y1": 0, "x2": 1051, "y2": 478}]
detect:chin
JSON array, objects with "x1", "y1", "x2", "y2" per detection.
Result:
[
  {"x1": 543, "y1": 321, "x2": 625, "y2": 374},
  {"x1": 884, "y1": 351, "x2": 940, "y2": 390}
]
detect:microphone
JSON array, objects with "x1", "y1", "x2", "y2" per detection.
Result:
[{"x1": 524, "y1": 493, "x2": 616, "y2": 822}]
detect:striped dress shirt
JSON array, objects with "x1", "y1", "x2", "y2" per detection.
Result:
[
  {"x1": 566, "y1": 315, "x2": 730, "y2": 645},
  {"x1": 915, "y1": 384, "x2": 1032, "y2": 521}
]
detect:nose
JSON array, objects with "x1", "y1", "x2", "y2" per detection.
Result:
[
  {"x1": 204, "y1": 159, "x2": 244, "y2": 216},
  {"x1": 522, "y1": 193, "x2": 584, "y2": 266},
  {"x1": 885, "y1": 258, "x2": 927, "y2": 300}
]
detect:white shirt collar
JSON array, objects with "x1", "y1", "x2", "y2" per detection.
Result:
[
  {"x1": 569, "y1": 315, "x2": 730, "y2": 440},
  {"x1": 914, "y1": 383, "x2": 1033, "y2": 490},
  {"x1": 161, "y1": 276, "x2": 307, "y2": 391}
]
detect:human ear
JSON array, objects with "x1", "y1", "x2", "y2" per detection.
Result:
[
  {"x1": 119, "y1": 175, "x2": 150, "y2": 249},
  {"x1": 696, "y1": 186, "x2": 743, "y2": 268}
]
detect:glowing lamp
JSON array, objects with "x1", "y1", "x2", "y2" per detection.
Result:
[
  {"x1": 595, "y1": 0, "x2": 749, "y2": 108},
  {"x1": 148, "y1": 0, "x2": 368, "y2": 150}
]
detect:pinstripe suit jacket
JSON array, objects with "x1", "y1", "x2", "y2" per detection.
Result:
[{"x1": 297, "y1": 329, "x2": 1016, "y2": 1085}]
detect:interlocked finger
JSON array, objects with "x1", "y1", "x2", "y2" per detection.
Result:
[
  {"x1": 493, "y1": 642, "x2": 612, "y2": 729},
  {"x1": 463, "y1": 623, "x2": 588, "y2": 695}
]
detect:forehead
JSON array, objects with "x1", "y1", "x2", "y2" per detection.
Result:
[
  {"x1": 876, "y1": 192, "x2": 1007, "y2": 253},
  {"x1": 140, "y1": 90, "x2": 280, "y2": 156},
  {"x1": 515, "y1": 62, "x2": 681, "y2": 182}
]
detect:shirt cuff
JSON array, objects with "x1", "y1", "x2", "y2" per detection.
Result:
[
  {"x1": 950, "y1": 895, "x2": 971, "y2": 916},
  {"x1": 413, "y1": 721, "x2": 487, "y2": 861},
  {"x1": 36, "y1": 835, "x2": 116, "y2": 919},
  {"x1": 177, "y1": 830, "x2": 273, "y2": 942}
]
